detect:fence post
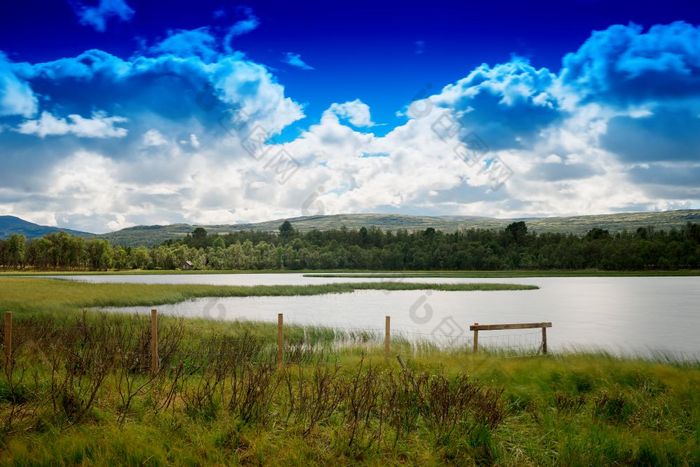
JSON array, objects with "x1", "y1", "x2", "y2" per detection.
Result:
[
  {"x1": 150, "y1": 309, "x2": 159, "y2": 375},
  {"x1": 541, "y1": 325, "x2": 548, "y2": 355},
  {"x1": 3, "y1": 312, "x2": 12, "y2": 372},
  {"x1": 277, "y1": 313, "x2": 284, "y2": 370},
  {"x1": 472, "y1": 322, "x2": 479, "y2": 353},
  {"x1": 384, "y1": 316, "x2": 391, "y2": 356}
]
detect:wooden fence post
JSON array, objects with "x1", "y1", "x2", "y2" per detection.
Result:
[
  {"x1": 384, "y1": 316, "x2": 391, "y2": 356},
  {"x1": 541, "y1": 325, "x2": 548, "y2": 355},
  {"x1": 277, "y1": 313, "x2": 284, "y2": 370},
  {"x1": 150, "y1": 309, "x2": 159, "y2": 375},
  {"x1": 4, "y1": 312, "x2": 12, "y2": 372},
  {"x1": 470, "y1": 321, "x2": 551, "y2": 355}
]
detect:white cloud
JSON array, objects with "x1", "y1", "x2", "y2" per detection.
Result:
[
  {"x1": 0, "y1": 53, "x2": 37, "y2": 117},
  {"x1": 143, "y1": 129, "x2": 167, "y2": 146},
  {"x1": 107, "y1": 213, "x2": 132, "y2": 231},
  {"x1": 214, "y1": 57, "x2": 305, "y2": 135},
  {"x1": 3, "y1": 23, "x2": 700, "y2": 232},
  {"x1": 17, "y1": 111, "x2": 128, "y2": 138},
  {"x1": 325, "y1": 99, "x2": 374, "y2": 127},
  {"x1": 282, "y1": 52, "x2": 314, "y2": 70},
  {"x1": 73, "y1": 0, "x2": 134, "y2": 32},
  {"x1": 190, "y1": 134, "x2": 200, "y2": 148}
]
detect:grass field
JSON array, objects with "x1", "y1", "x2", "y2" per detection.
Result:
[
  {"x1": 0, "y1": 278, "x2": 698, "y2": 465},
  {"x1": 0, "y1": 277, "x2": 536, "y2": 315}
]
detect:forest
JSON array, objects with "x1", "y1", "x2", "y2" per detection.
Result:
[{"x1": 1, "y1": 221, "x2": 699, "y2": 271}]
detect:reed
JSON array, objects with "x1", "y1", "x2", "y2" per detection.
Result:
[{"x1": 0, "y1": 310, "x2": 697, "y2": 465}]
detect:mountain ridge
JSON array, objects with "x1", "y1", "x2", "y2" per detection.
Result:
[
  {"x1": 0, "y1": 216, "x2": 93, "y2": 240},
  {"x1": 2, "y1": 210, "x2": 699, "y2": 247},
  {"x1": 95, "y1": 210, "x2": 700, "y2": 246}
]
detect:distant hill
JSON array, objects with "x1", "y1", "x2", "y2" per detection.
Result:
[
  {"x1": 4, "y1": 210, "x2": 698, "y2": 246},
  {"x1": 98, "y1": 209, "x2": 700, "y2": 247},
  {"x1": 99, "y1": 223, "x2": 200, "y2": 247},
  {"x1": 0, "y1": 216, "x2": 93, "y2": 240}
]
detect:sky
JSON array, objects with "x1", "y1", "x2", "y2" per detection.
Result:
[{"x1": 1, "y1": 0, "x2": 699, "y2": 233}]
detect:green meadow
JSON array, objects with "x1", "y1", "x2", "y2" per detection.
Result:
[{"x1": 0, "y1": 277, "x2": 536, "y2": 314}]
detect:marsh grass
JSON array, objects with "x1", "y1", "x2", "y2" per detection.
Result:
[
  {"x1": 0, "y1": 310, "x2": 697, "y2": 465},
  {"x1": 0, "y1": 277, "x2": 536, "y2": 317},
  {"x1": 0, "y1": 278, "x2": 698, "y2": 465}
]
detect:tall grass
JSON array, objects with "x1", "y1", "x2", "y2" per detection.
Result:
[
  {"x1": 0, "y1": 310, "x2": 698, "y2": 465},
  {"x1": 0, "y1": 277, "x2": 536, "y2": 316},
  {"x1": 0, "y1": 278, "x2": 698, "y2": 464}
]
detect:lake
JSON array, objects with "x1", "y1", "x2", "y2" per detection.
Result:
[{"x1": 55, "y1": 273, "x2": 700, "y2": 358}]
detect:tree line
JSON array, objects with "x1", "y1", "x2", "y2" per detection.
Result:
[{"x1": 1, "y1": 221, "x2": 699, "y2": 271}]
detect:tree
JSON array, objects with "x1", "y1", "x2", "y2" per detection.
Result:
[
  {"x1": 130, "y1": 247, "x2": 151, "y2": 269},
  {"x1": 5, "y1": 220, "x2": 700, "y2": 272},
  {"x1": 86, "y1": 239, "x2": 114, "y2": 270},
  {"x1": 505, "y1": 222, "x2": 527, "y2": 244},
  {"x1": 224, "y1": 243, "x2": 245, "y2": 269},
  {"x1": 359, "y1": 226, "x2": 369, "y2": 245},
  {"x1": 191, "y1": 227, "x2": 208, "y2": 248},
  {"x1": 279, "y1": 221, "x2": 295, "y2": 241},
  {"x1": 585, "y1": 228, "x2": 610, "y2": 241},
  {"x1": 26, "y1": 237, "x2": 52, "y2": 269},
  {"x1": 6, "y1": 234, "x2": 26, "y2": 268},
  {"x1": 686, "y1": 222, "x2": 700, "y2": 243},
  {"x1": 113, "y1": 246, "x2": 129, "y2": 269}
]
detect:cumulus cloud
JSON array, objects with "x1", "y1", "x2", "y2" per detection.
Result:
[
  {"x1": 601, "y1": 108, "x2": 700, "y2": 163},
  {"x1": 561, "y1": 22, "x2": 700, "y2": 104},
  {"x1": 189, "y1": 134, "x2": 200, "y2": 148},
  {"x1": 1, "y1": 21, "x2": 700, "y2": 232},
  {"x1": 430, "y1": 59, "x2": 564, "y2": 150},
  {"x1": 71, "y1": 0, "x2": 135, "y2": 32},
  {"x1": 0, "y1": 53, "x2": 37, "y2": 117},
  {"x1": 282, "y1": 52, "x2": 314, "y2": 70},
  {"x1": 325, "y1": 99, "x2": 374, "y2": 127},
  {"x1": 0, "y1": 24, "x2": 306, "y2": 231},
  {"x1": 527, "y1": 161, "x2": 603, "y2": 182},
  {"x1": 16, "y1": 34, "x2": 303, "y2": 137},
  {"x1": 149, "y1": 28, "x2": 219, "y2": 62},
  {"x1": 629, "y1": 164, "x2": 700, "y2": 188},
  {"x1": 143, "y1": 129, "x2": 167, "y2": 146},
  {"x1": 16, "y1": 111, "x2": 128, "y2": 138}
]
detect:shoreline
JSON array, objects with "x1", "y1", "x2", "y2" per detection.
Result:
[{"x1": 0, "y1": 268, "x2": 698, "y2": 277}]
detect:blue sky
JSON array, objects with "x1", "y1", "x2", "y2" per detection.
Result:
[{"x1": 1, "y1": 0, "x2": 699, "y2": 232}]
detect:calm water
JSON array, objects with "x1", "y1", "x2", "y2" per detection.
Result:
[{"x1": 56, "y1": 274, "x2": 700, "y2": 358}]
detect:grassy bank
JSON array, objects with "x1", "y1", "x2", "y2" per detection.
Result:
[
  {"x1": 0, "y1": 310, "x2": 698, "y2": 465},
  {"x1": 0, "y1": 277, "x2": 536, "y2": 316},
  {"x1": 0, "y1": 278, "x2": 698, "y2": 465}
]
